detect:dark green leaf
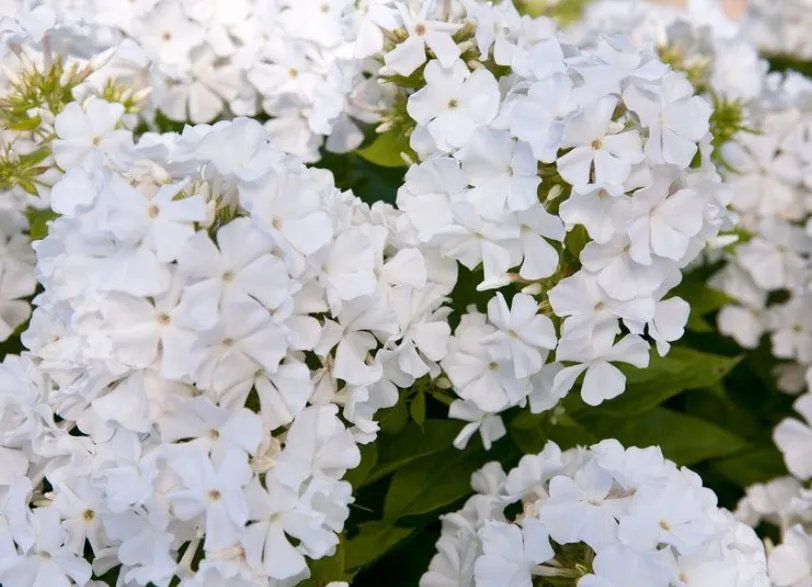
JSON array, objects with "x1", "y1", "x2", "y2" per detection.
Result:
[
  {"x1": 379, "y1": 393, "x2": 409, "y2": 436},
  {"x1": 344, "y1": 521, "x2": 415, "y2": 571},
  {"x1": 366, "y1": 420, "x2": 464, "y2": 486},
  {"x1": 713, "y1": 447, "x2": 788, "y2": 488},
  {"x1": 768, "y1": 55, "x2": 812, "y2": 78},
  {"x1": 671, "y1": 276, "x2": 735, "y2": 333},
  {"x1": 510, "y1": 410, "x2": 600, "y2": 454},
  {"x1": 382, "y1": 438, "x2": 520, "y2": 522},
  {"x1": 547, "y1": 416, "x2": 599, "y2": 449},
  {"x1": 409, "y1": 391, "x2": 426, "y2": 427},
  {"x1": 578, "y1": 407, "x2": 749, "y2": 466},
  {"x1": 384, "y1": 448, "x2": 482, "y2": 521},
  {"x1": 594, "y1": 347, "x2": 742, "y2": 417},
  {"x1": 345, "y1": 443, "x2": 378, "y2": 488},
  {"x1": 301, "y1": 541, "x2": 351, "y2": 586},
  {"x1": 509, "y1": 410, "x2": 549, "y2": 453}
]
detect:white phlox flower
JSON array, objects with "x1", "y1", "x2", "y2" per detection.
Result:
[{"x1": 421, "y1": 440, "x2": 769, "y2": 587}]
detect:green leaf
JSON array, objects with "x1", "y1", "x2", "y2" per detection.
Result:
[
  {"x1": 547, "y1": 416, "x2": 599, "y2": 449},
  {"x1": 564, "y1": 225, "x2": 589, "y2": 259},
  {"x1": 550, "y1": 0, "x2": 591, "y2": 23},
  {"x1": 366, "y1": 420, "x2": 463, "y2": 486},
  {"x1": 16, "y1": 178, "x2": 38, "y2": 195},
  {"x1": 510, "y1": 410, "x2": 601, "y2": 454},
  {"x1": 769, "y1": 54, "x2": 812, "y2": 78},
  {"x1": 383, "y1": 440, "x2": 517, "y2": 521},
  {"x1": 509, "y1": 410, "x2": 549, "y2": 453},
  {"x1": 448, "y1": 264, "x2": 490, "y2": 325},
  {"x1": 671, "y1": 277, "x2": 735, "y2": 332},
  {"x1": 409, "y1": 391, "x2": 426, "y2": 427},
  {"x1": 379, "y1": 393, "x2": 409, "y2": 435},
  {"x1": 713, "y1": 447, "x2": 788, "y2": 488},
  {"x1": 578, "y1": 407, "x2": 749, "y2": 466},
  {"x1": 345, "y1": 521, "x2": 415, "y2": 571},
  {"x1": 593, "y1": 347, "x2": 742, "y2": 417},
  {"x1": 18, "y1": 146, "x2": 51, "y2": 167},
  {"x1": 26, "y1": 208, "x2": 59, "y2": 240},
  {"x1": 301, "y1": 541, "x2": 352, "y2": 586},
  {"x1": 357, "y1": 131, "x2": 411, "y2": 168},
  {"x1": 345, "y1": 442, "x2": 378, "y2": 488},
  {"x1": 7, "y1": 116, "x2": 42, "y2": 131},
  {"x1": 685, "y1": 313, "x2": 714, "y2": 333},
  {"x1": 516, "y1": 0, "x2": 590, "y2": 23}
]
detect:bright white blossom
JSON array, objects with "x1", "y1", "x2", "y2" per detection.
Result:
[{"x1": 421, "y1": 440, "x2": 769, "y2": 587}]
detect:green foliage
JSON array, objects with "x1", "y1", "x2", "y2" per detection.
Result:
[
  {"x1": 563, "y1": 224, "x2": 589, "y2": 259},
  {"x1": 409, "y1": 389, "x2": 427, "y2": 427},
  {"x1": 514, "y1": 0, "x2": 592, "y2": 24},
  {"x1": 345, "y1": 443, "x2": 379, "y2": 488},
  {"x1": 713, "y1": 447, "x2": 788, "y2": 488},
  {"x1": 301, "y1": 542, "x2": 353, "y2": 586},
  {"x1": 345, "y1": 521, "x2": 417, "y2": 572},
  {"x1": 580, "y1": 407, "x2": 749, "y2": 465},
  {"x1": 365, "y1": 420, "x2": 463, "y2": 486},
  {"x1": 594, "y1": 347, "x2": 742, "y2": 416},
  {"x1": 26, "y1": 208, "x2": 59, "y2": 241},
  {"x1": 0, "y1": 56, "x2": 88, "y2": 128},
  {"x1": 357, "y1": 130, "x2": 413, "y2": 168},
  {"x1": 315, "y1": 148, "x2": 405, "y2": 206},
  {"x1": 768, "y1": 54, "x2": 812, "y2": 78},
  {"x1": 382, "y1": 442, "x2": 504, "y2": 521},
  {"x1": 707, "y1": 93, "x2": 759, "y2": 170},
  {"x1": 670, "y1": 261, "x2": 736, "y2": 329},
  {"x1": 378, "y1": 390, "x2": 410, "y2": 435}
]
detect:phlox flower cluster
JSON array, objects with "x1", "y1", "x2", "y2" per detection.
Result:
[
  {"x1": 579, "y1": 0, "x2": 812, "y2": 395},
  {"x1": 736, "y1": 400, "x2": 812, "y2": 587},
  {"x1": 607, "y1": 0, "x2": 812, "y2": 397},
  {"x1": 0, "y1": 97, "x2": 461, "y2": 584},
  {"x1": 378, "y1": 0, "x2": 730, "y2": 446},
  {"x1": 37, "y1": 0, "x2": 395, "y2": 161},
  {"x1": 570, "y1": 0, "x2": 767, "y2": 102},
  {"x1": 588, "y1": 7, "x2": 812, "y2": 584},
  {"x1": 710, "y1": 79, "x2": 812, "y2": 393},
  {"x1": 739, "y1": 0, "x2": 812, "y2": 61},
  {"x1": 567, "y1": 9, "x2": 812, "y2": 585},
  {"x1": 421, "y1": 439, "x2": 769, "y2": 587},
  {"x1": 740, "y1": 367, "x2": 812, "y2": 586},
  {"x1": 0, "y1": 9, "x2": 147, "y2": 345}
]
